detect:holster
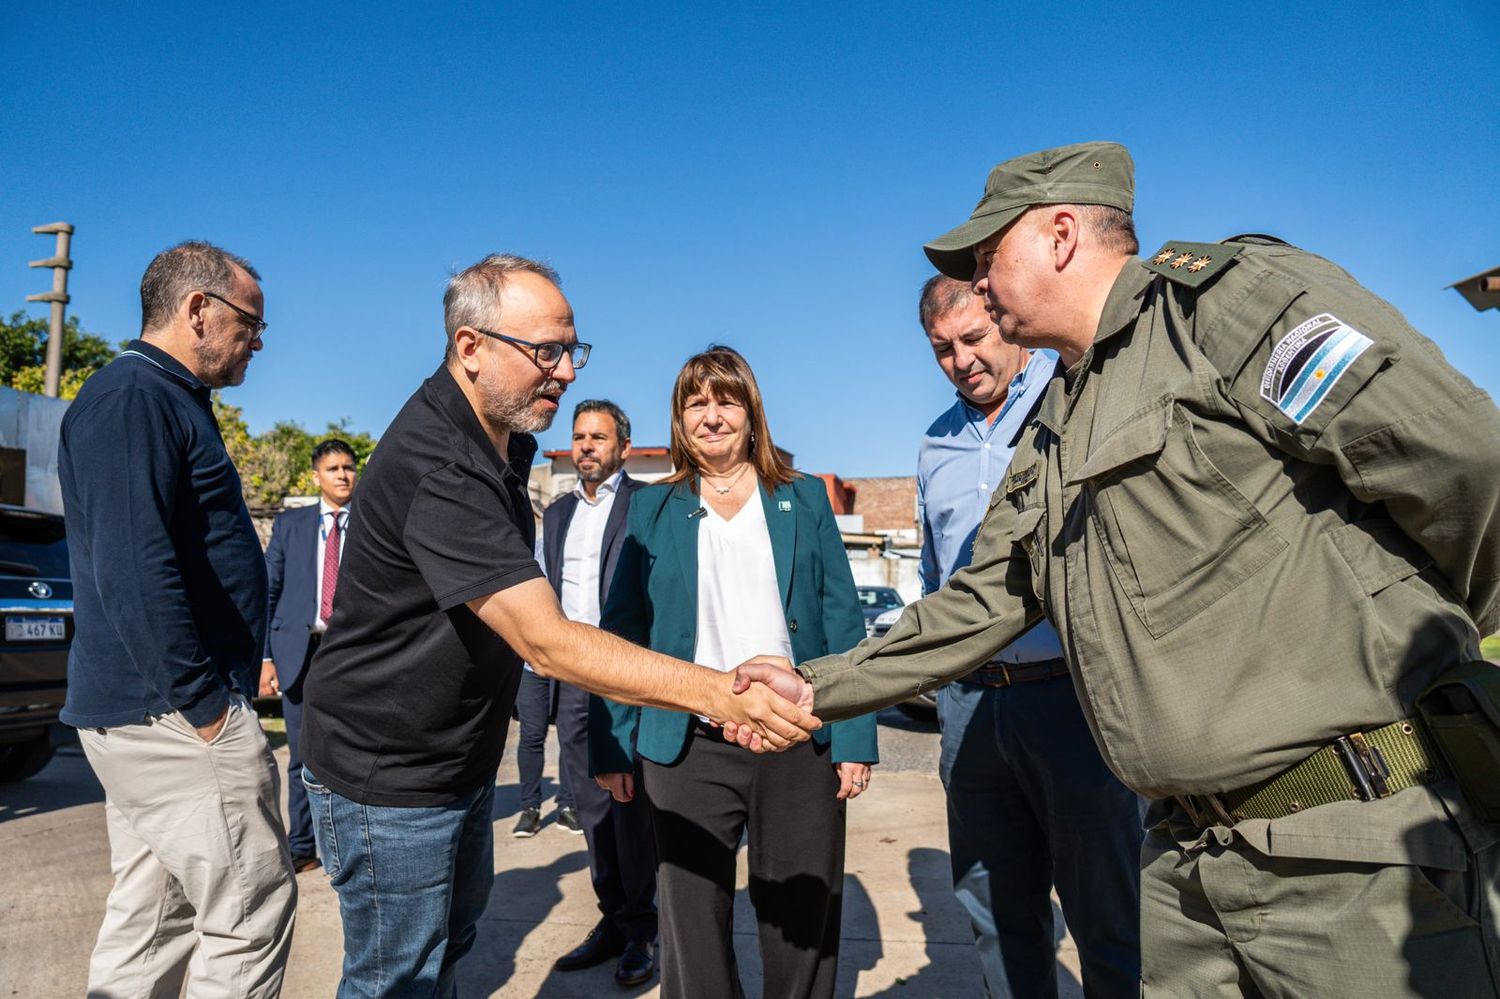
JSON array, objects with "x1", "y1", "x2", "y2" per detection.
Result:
[{"x1": 1418, "y1": 660, "x2": 1500, "y2": 822}]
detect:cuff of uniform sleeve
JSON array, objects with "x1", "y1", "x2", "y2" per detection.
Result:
[{"x1": 179, "y1": 685, "x2": 230, "y2": 727}]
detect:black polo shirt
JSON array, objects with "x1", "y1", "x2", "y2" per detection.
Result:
[{"x1": 301, "y1": 366, "x2": 543, "y2": 806}]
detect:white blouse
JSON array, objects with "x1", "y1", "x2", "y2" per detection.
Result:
[{"x1": 693, "y1": 494, "x2": 794, "y2": 719}]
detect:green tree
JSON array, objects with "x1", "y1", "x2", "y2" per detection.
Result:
[
  {"x1": 0, "y1": 310, "x2": 120, "y2": 399},
  {"x1": 211, "y1": 395, "x2": 378, "y2": 509}
]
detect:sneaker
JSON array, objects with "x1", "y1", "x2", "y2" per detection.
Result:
[
  {"x1": 557, "y1": 807, "x2": 584, "y2": 835},
  {"x1": 513, "y1": 807, "x2": 542, "y2": 838}
]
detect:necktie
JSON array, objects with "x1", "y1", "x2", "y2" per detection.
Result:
[{"x1": 321, "y1": 511, "x2": 343, "y2": 623}]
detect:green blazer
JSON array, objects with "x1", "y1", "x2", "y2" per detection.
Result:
[{"x1": 590, "y1": 473, "x2": 878, "y2": 771}]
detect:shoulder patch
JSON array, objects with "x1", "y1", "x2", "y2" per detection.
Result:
[
  {"x1": 1143, "y1": 240, "x2": 1241, "y2": 287},
  {"x1": 1258, "y1": 313, "x2": 1374, "y2": 425}
]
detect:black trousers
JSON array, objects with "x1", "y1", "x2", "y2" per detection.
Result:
[
  {"x1": 280, "y1": 638, "x2": 318, "y2": 860},
  {"x1": 643, "y1": 725, "x2": 845, "y2": 999},
  {"x1": 515, "y1": 669, "x2": 575, "y2": 811},
  {"x1": 556, "y1": 683, "x2": 658, "y2": 943}
]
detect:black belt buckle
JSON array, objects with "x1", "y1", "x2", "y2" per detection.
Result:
[{"x1": 1333, "y1": 731, "x2": 1391, "y2": 801}]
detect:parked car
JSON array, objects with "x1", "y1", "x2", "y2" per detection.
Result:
[
  {"x1": 856, "y1": 586, "x2": 904, "y2": 637},
  {"x1": 858, "y1": 587, "x2": 938, "y2": 722},
  {"x1": 0, "y1": 506, "x2": 71, "y2": 782}
]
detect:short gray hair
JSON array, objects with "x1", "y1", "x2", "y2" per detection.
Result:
[
  {"x1": 574, "y1": 399, "x2": 631, "y2": 442},
  {"x1": 918, "y1": 274, "x2": 977, "y2": 332},
  {"x1": 443, "y1": 253, "x2": 560, "y2": 361},
  {"x1": 139, "y1": 241, "x2": 260, "y2": 333},
  {"x1": 1071, "y1": 204, "x2": 1138, "y2": 255}
]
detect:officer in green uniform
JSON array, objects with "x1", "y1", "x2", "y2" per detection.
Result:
[{"x1": 734, "y1": 141, "x2": 1500, "y2": 996}]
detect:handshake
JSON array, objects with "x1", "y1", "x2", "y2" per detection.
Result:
[
  {"x1": 595, "y1": 656, "x2": 822, "y2": 804},
  {"x1": 715, "y1": 655, "x2": 821, "y2": 752}
]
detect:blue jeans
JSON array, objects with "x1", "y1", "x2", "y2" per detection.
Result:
[
  {"x1": 937, "y1": 676, "x2": 1143, "y2": 999},
  {"x1": 303, "y1": 768, "x2": 495, "y2": 998}
]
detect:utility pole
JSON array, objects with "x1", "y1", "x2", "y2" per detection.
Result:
[
  {"x1": 27, "y1": 222, "x2": 74, "y2": 398},
  {"x1": 1449, "y1": 265, "x2": 1500, "y2": 313}
]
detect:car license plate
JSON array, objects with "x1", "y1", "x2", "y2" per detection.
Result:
[{"x1": 6, "y1": 616, "x2": 65, "y2": 641}]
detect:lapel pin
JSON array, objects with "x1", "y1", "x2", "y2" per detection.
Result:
[{"x1": 778, "y1": 500, "x2": 792, "y2": 512}]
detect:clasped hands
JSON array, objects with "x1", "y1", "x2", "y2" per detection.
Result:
[
  {"x1": 717, "y1": 654, "x2": 817, "y2": 753},
  {"x1": 595, "y1": 655, "x2": 820, "y2": 804}
]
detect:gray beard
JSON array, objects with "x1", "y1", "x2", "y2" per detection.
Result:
[{"x1": 482, "y1": 379, "x2": 563, "y2": 436}]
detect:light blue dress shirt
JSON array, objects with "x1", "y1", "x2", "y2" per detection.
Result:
[{"x1": 917, "y1": 350, "x2": 1062, "y2": 664}]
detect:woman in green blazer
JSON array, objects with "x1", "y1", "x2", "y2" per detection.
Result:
[{"x1": 591, "y1": 346, "x2": 877, "y2": 999}]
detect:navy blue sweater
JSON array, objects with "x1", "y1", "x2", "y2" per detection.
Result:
[{"x1": 59, "y1": 340, "x2": 267, "y2": 728}]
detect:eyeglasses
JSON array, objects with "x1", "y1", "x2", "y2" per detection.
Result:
[
  {"x1": 203, "y1": 291, "x2": 268, "y2": 338},
  {"x1": 474, "y1": 328, "x2": 591, "y2": 371}
]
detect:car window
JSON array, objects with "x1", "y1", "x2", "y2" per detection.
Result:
[
  {"x1": 857, "y1": 587, "x2": 904, "y2": 609},
  {"x1": 0, "y1": 511, "x2": 68, "y2": 579}
]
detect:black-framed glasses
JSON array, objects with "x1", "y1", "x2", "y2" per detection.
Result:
[
  {"x1": 474, "y1": 328, "x2": 591, "y2": 371},
  {"x1": 203, "y1": 291, "x2": 268, "y2": 338}
]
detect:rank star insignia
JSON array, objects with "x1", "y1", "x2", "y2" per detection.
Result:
[
  {"x1": 1187, "y1": 256, "x2": 1211, "y2": 273},
  {"x1": 1153, "y1": 249, "x2": 1176, "y2": 265},
  {"x1": 1170, "y1": 253, "x2": 1194, "y2": 269}
]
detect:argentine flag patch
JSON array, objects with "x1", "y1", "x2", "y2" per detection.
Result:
[{"x1": 1259, "y1": 313, "x2": 1373, "y2": 425}]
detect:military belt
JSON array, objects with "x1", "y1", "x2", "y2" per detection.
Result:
[
  {"x1": 960, "y1": 657, "x2": 1069, "y2": 688},
  {"x1": 1175, "y1": 718, "x2": 1447, "y2": 828}
]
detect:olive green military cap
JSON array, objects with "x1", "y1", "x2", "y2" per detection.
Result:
[{"x1": 924, "y1": 141, "x2": 1136, "y2": 280}]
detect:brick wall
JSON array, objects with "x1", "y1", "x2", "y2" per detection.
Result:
[{"x1": 846, "y1": 476, "x2": 918, "y2": 533}]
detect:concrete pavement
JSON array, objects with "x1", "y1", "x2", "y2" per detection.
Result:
[{"x1": 0, "y1": 708, "x2": 1083, "y2": 997}]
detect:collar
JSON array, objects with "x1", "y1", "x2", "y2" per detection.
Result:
[
  {"x1": 318, "y1": 499, "x2": 347, "y2": 518},
  {"x1": 1090, "y1": 258, "x2": 1155, "y2": 350},
  {"x1": 121, "y1": 338, "x2": 208, "y2": 393},
  {"x1": 425, "y1": 365, "x2": 538, "y2": 479},
  {"x1": 573, "y1": 468, "x2": 623, "y2": 504},
  {"x1": 950, "y1": 350, "x2": 1054, "y2": 434}
]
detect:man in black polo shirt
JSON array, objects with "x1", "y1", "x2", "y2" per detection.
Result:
[
  {"x1": 60, "y1": 241, "x2": 295, "y2": 998},
  {"x1": 301, "y1": 253, "x2": 818, "y2": 996}
]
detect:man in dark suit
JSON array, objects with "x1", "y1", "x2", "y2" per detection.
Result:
[
  {"x1": 540, "y1": 400, "x2": 658, "y2": 988},
  {"x1": 259, "y1": 438, "x2": 358, "y2": 872}
]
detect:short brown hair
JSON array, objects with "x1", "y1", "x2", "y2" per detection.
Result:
[
  {"x1": 918, "y1": 274, "x2": 975, "y2": 332},
  {"x1": 139, "y1": 241, "x2": 259, "y2": 333},
  {"x1": 662, "y1": 345, "x2": 795, "y2": 492}
]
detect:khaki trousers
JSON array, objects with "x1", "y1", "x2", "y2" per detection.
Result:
[
  {"x1": 1141, "y1": 826, "x2": 1499, "y2": 997},
  {"x1": 78, "y1": 694, "x2": 296, "y2": 999}
]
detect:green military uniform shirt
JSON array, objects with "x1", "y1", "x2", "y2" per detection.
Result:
[{"x1": 803, "y1": 236, "x2": 1500, "y2": 870}]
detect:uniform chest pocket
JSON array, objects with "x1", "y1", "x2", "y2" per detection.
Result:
[
  {"x1": 1069, "y1": 396, "x2": 1287, "y2": 638},
  {"x1": 1003, "y1": 460, "x2": 1046, "y2": 578},
  {"x1": 1012, "y1": 505, "x2": 1046, "y2": 580}
]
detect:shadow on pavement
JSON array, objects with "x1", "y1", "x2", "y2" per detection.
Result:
[
  {"x1": 855, "y1": 846, "x2": 1082, "y2": 998},
  {"x1": 459, "y1": 848, "x2": 590, "y2": 996},
  {"x1": 0, "y1": 744, "x2": 103, "y2": 821}
]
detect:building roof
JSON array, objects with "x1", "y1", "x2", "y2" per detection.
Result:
[{"x1": 543, "y1": 445, "x2": 670, "y2": 459}]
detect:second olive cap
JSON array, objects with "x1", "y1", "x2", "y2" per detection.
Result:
[{"x1": 923, "y1": 141, "x2": 1135, "y2": 280}]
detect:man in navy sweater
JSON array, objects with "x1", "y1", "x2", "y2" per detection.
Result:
[{"x1": 59, "y1": 241, "x2": 296, "y2": 998}]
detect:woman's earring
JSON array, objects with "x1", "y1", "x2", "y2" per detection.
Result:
[{"x1": 750, "y1": 430, "x2": 757, "y2": 451}]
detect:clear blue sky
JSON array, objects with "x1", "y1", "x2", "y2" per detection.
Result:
[{"x1": 3, "y1": 2, "x2": 1496, "y2": 476}]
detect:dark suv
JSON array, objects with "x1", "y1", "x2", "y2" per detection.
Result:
[{"x1": 0, "y1": 506, "x2": 71, "y2": 782}]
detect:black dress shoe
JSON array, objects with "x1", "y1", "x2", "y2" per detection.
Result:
[
  {"x1": 614, "y1": 939, "x2": 655, "y2": 987},
  {"x1": 554, "y1": 924, "x2": 625, "y2": 971}
]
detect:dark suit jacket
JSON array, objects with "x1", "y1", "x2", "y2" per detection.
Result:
[
  {"x1": 264, "y1": 503, "x2": 327, "y2": 688},
  {"x1": 591, "y1": 474, "x2": 878, "y2": 772},
  {"x1": 541, "y1": 473, "x2": 642, "y2": 607}
]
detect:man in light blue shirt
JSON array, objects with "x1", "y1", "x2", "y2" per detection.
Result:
[{"x1": 916, "y1": 275, "x2": 1141, "y2": 999}]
